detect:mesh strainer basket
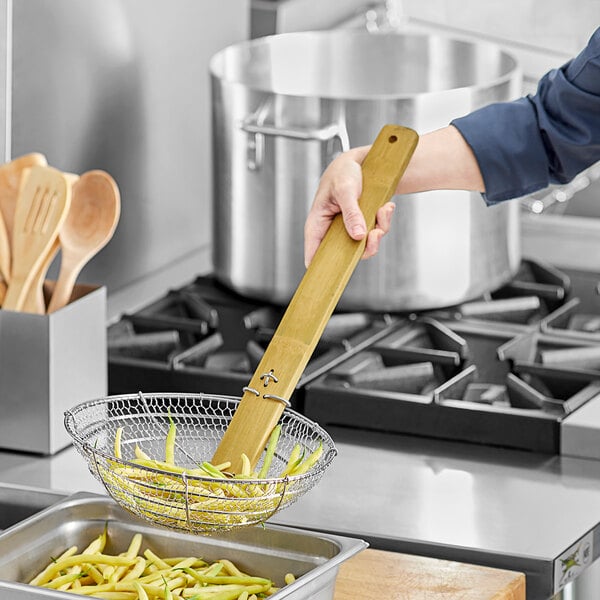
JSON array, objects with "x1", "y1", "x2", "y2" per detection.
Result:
[{"x1": 64, "y1": 392, "x2": 337, "y2": 533}]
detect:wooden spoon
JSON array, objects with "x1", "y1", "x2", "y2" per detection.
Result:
[
  {"x1": 47, "y1": 170, "x2": 120, "y2": 313},
  {"x1": 212, "y1": 124, "x2": 419, "y2": 472},
  {"x1": 3, "y1": 165, "x2": 71, "y2": 311}
]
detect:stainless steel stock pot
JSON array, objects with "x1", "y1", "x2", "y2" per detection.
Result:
[{"x1": 209, "y1": 31, "x2": 522, "y2": 311}]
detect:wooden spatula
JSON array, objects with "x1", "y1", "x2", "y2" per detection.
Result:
[
  {"x1": 0, "y1": 212, "x2": 11, "y2": 284},
  {"x1": 212, "y1": 124, "x2": 419, "y2": 472},
  {"x1": 0, "y1": 153, "x2": 48, "y2": 281},
  {"x1": 0, "y1": 153, "x2": 48, "y2": 238},
  {"x1": 3, "y1": 166, "x2": 71, "y2": 312},
  {"x1": 18, "y1": 173, "x2": 78, "y2": 314}
]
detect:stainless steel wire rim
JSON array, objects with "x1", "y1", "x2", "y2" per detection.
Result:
[{"x1": 64, "y1": 392, "x2": 337, "y2": 532}]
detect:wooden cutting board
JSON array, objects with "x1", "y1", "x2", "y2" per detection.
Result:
[{"x1": 334, "y1": 549, "x2": 525, "y2": 600}]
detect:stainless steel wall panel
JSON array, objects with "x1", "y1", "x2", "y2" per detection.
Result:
[{"x1": 6, "y1": 1, "x2": 249, "y2": 299}]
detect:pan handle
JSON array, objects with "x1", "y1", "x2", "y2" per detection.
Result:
[{"x1": 240, "y1": 97, "x2": 350, "y2": 171}]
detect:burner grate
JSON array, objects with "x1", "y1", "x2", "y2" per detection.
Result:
[
  {"x1": 107, "y1": 260, "x2": 599, "y2": 455},
  {"x1": 108, "y1": 276, "x2": 401, "y2": 407}
]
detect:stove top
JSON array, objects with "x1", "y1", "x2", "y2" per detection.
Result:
[
  {"x1": 108, "y1": 276, "x2": 400, "y2": 401},
  {"x1": 108, "y1": 259, "x2": 600, "y2": 456}
]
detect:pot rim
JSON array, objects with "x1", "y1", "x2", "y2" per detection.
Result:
[{"x1": 209, "y1": 30, "x2": 521, "y2": 101}]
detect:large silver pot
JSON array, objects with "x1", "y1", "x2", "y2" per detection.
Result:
[{"x1": 210, "y1": 31, "x2": 522, "y2": 311}]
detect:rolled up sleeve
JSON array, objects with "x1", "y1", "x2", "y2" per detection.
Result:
[{"x1": 451, "y1": 27, "x2": 600, "y2": 205}]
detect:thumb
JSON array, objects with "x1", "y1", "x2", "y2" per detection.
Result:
[{"x1": 341, "y1": 206, "x2": 367, "y2": 240}]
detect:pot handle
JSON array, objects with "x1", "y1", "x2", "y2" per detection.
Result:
[{"x1": 240, "y1": 97, "x2": 350, "y2": 171}]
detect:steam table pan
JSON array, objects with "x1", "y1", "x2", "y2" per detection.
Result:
[{"x1": 0, "y1": 491, "x2": 367, "y2": 600}]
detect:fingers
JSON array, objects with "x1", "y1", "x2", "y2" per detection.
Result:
[
  {"x1": 304, "y1": 206, "x2": 333, "y2": 268},
  {"x1": 363, "y1": 202, "x2": 395, "y2": 260},
  {"x1": 330, "y1": 159, "x2": 365, "y2": 240},
  {"x1": 337, "y1": 181, "x2": 367, "y2": 240},
  {"x1": 304, "y1": 146, "x2": 397, "y2": 266},
  {"x1": 304, "y1": 151, "x2": 365, "y2": 267}
]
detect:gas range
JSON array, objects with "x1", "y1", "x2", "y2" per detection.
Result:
[{"x1": 108, "y1": 259, "x2": 600, "y2": 457}]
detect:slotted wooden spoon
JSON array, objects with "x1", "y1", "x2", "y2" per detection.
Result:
[
  {"x1": 46, "y1": 170, "x2": 120, "y2": 313},
  {"x1": 0, "y1": 212, "x2": 10, "y2": 285},
  {"x1": 3, "y1": 166, "x2": 71, "y2": 311},
  {"x1": 212, "y1": 124, "x2": 418, "y2": 472},
  {"x1": 20, "y1": 172, "x2": 79, "y2": 314},
  {"x1": 0, "y1": 153, "x2": 47, "y2": 286}
]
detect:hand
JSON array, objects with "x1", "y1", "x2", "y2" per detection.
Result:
[{"x1": 303, "y1": 146, "x2": 396, "y2": 267}]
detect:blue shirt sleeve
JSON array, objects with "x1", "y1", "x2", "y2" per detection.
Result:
[{"x1": 451, "y1": 27, "x2": 600, "y2": 205}]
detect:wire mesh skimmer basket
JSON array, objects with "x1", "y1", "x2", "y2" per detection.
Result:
[{"x1": 64, "y1": 393, "x2": 337, "y2": 533}]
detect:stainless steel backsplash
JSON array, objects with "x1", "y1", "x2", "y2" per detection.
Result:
[{"x1": 1, "y1": 0, "x2": 249, "y2": 302}]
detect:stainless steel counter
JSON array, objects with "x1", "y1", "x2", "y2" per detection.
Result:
[{"x1": 1, "y1": 429, "x2": 600, "y2": 599}]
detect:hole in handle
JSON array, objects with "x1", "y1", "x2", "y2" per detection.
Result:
[{"x1": 388, "y1": 135, "x2": 398, "y2": 143}]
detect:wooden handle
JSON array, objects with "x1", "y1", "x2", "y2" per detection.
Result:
[
  {"x1": 212, "y1": 125, "x2": 419, "y2": 472},
  {"x1": 2, "y1": 166, "x2": 71, "y2": 312},
  {"x1": 21, "y1": 238, "x2": 60, "y2": 314}
]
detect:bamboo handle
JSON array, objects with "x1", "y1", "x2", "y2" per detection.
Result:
[{"x1": 212, "y1": 124, "x2": 419, "y2": 472}]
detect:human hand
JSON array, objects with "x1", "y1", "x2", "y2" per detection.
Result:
[{"x1": 303, "y1": 145, "x2": 396, "y2": 267}]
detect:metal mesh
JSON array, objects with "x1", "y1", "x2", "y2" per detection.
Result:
[{"x1": 64, "y1": 393, "x2": 337, "y2": 533}]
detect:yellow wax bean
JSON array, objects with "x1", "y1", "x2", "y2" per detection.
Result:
[
  {"x1": 171, "y1": 557, "x2": 197, "y2": 571},
  {"x1": 258, "y1": 425, "x2": 281, "y2": 479},
  {"x1": 240, "y1": 454, "x2": 251, "y2": 477},
  {"x1": 135, "y1": 444, "x2": 151, "y2": 461},
  {"x1": 85, "y1": 526, "x2": 108, "y2": 554},
  {"x1": 279, "y1": 444, "x2": 303, "y2": 477},
  {"x1": 33, "y1": 555, "x2": 133, "y2": 586},
  {"x1": 85, "y1": 565, "x2": 105, "y2": 585},
  {"x1": 143, "y1": 549, "x2": 171, "y2": 571},
  {"x1": 29, "y1": 546, "x2": 79, "y2": 585},
  {"x1": 163, "y1": 576, "x2": 174, "y2": 600},
  {"x1": 213, "y1": 461, "x2": 232, "y2": 471},
  {"x1": 218, "y1": 559, "x2": 245, "y2": 578},
  {"x1": 181, "y1": 584, "x2": 265, "y2": 596},
  {"x1": 165, "y1": 412, "x2": 176, "y2": 465},
  {"x1": 182, "y1": 567, "x2": 271, "y2": 587},
  {"x1": 290, "y1": 442, "x2": 323, "y2": 476},
  {"x1": 110, "y1": 535, "x2": 143, "y2": 583},
  {"x1": 133, "y1": 580, "x2": 149, "y2": 600},
  {"x1": 41, "y1": 572, "x2": 85, "y2": 589},
  {"x1": 163, "y1": 557, "x2": 207, "y2": 568},
  {"x1": 114, "y1": 427, "x2": 123, "y2": 459}
]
